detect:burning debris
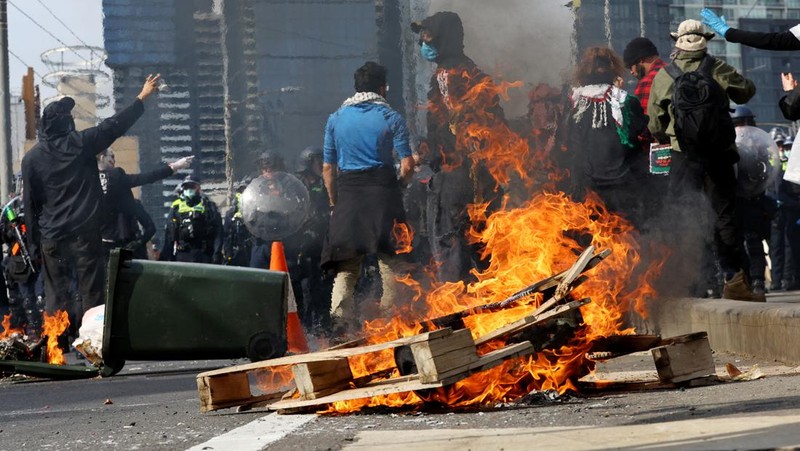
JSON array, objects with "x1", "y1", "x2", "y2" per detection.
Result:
[
  {"x1": 196, "y1": 245, "x2": 709, "y2": 415},
  {"x1": 0, "y1": 309, "x2": 73, "y2": 375},
  {"x1": 0, "y1": 332, "x2": 46, "y2": 366}
]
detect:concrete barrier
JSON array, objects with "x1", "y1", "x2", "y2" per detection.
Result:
[{"x1": 652, "y1": 297, "x2": 800, "y2": 364}]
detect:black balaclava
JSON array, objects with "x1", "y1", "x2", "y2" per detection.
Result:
[
  {"x1": 39, "y1": 97, "x2": 76, "y2": 140},
  {"x1": 415, "y1": 11, "x2": 471, "y2": 68}
]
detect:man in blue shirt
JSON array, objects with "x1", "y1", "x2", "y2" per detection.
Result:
[{"x1": 321, "y1": 62, "x2": 415, "y2": 334}]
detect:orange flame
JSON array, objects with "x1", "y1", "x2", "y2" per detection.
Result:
[
  {"x1": 392, "y1": 220, "x2": 414, "y2": 255},
  {"x1": 316, "y1": 78, "x2": 667, "y2": 413},
  {"x1": 42, "y1": 311, "x2": 70, "y2": 365},
  {"x1": 254, "y1": 366, "x2": 296, "y2": 394},
  {"x1": 0, "y1": 314, "x2": 25, "y2": 339}
]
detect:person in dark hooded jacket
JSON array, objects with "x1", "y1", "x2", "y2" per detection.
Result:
[
  {"x1": 411, "y1": 11, "x2": 506, "y2": 284},
  {"x1": 22, "y1": 74, "x2": 160, "y2": 320}
]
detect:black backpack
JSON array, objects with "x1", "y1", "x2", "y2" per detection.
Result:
[{"x1": 665, "y1": 55, "x2": 735, "y2": 162}]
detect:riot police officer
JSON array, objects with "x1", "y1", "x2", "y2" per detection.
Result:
[
  {"x1": 160, "y1": 177, "x2": 222, "y2": 263},
  {"x1": 288, "y1": 146, "x2": 332, "y2": 330},
  {"x1": 222, "y1": 178, "x2": 253, "y2": 266},
  {"x1": 1, "y1": 195, "x2": 43, "y2": 336},
  {"x1": 249, "y1": 151, "x2": 286, "y2": 269},
  {"x1": 731, "y1": 106, "x2": 779, "y2": 296}
]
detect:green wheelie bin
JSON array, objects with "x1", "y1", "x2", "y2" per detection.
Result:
[{"x1": 100, "y1": 250, "x2": 288, "y2": 376}]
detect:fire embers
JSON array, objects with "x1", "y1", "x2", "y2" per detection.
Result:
[
  {"x1": 0, "y1": 311, "x2": 71, "y2": 369},
  {"x1": 1, "y1": 314, "x2": 48, "y2": 373}
]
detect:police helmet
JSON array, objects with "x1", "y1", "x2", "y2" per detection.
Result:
[
  {"x1": 299, "y1": 146, "x2": 323, "y2": 170},
  {"x1": 730, "y1": 105, "x2": 755, "y2": 120},
  {"x1": 178, "y1": 176, "x2": 201, "y2": 193},
  {"x1": 771, "y1": 127, "x2": 787, "y2": 143},
  {"x1": 258, "y1": 151, "x2": 286, "y2": 173},
  {"x1": 784, "y1": 136, "x2": 794, "y2": 148},
  {"x1": 300, "y1": 146, "x2": 323, "y2": 162}
]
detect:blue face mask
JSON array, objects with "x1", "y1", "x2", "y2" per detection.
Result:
[
  {"x1": 183, "y1": 189, "x2": 197, "y2": 200},
  {"x1": 420, "y1": 42, "x2": 439, "y2": 62}
]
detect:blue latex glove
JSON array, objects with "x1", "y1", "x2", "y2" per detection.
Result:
[{"x1": 701, "y1": 8, "x2": 730, "y2": 37}]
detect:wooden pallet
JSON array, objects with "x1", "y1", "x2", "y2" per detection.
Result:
[{"x1": 197, "y1": 247, "x2": 602, "y2": 413}]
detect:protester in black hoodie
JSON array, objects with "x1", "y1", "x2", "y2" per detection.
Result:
[
  {"x1": 22, "y1": 74, "x2": 160, "y2": 319},
  {"x1": 412, "y1": 11, "x2": 505, "y2": 284}
]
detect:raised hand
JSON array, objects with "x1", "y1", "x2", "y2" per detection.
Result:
[
  {"x1": 782, "y1": 72, "x2": 798, "y2": 92},
  {"x1": 700, "y1": 8, "x2": 730, "y2": 37},
  {"x1": 169, "y1": 155, "x2": 195, "y2": 172},
  {"x1": 137, "y1": 73, "x2": 162, "y2": 102}
]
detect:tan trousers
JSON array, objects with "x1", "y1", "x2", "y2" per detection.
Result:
[{"x1": 330, "y1": 253, "x2": 404, "y2": 325}]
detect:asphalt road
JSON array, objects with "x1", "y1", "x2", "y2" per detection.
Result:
[{"x1": 2, "y1": 351, "x2": 800, "y2": 450}]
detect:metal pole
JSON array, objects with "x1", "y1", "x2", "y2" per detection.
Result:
[
  {"x1": 218, "y1": 0, "x2": 235, "y2": 203},
  {"x1": 604, "y1": 0, "x2": 612, "y2": 49},
  {"x1": 0, "y1": 0, "x2": 12, "y2": 201},
  {"x1": 639, "y1": 0, "x2": 645, "y2": 37}
]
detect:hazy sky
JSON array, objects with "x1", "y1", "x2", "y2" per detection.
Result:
[{"x1": 7, "y1": 0, "x2": 104, "y2": 100}]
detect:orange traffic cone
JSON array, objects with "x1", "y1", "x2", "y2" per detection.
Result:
[{"x1": 270, "y1": 241, "x2": 309, "y2": 353}]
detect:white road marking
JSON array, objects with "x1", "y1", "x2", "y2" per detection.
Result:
[{"x1": 186, "y1": 413, "x2": 315, "y2": 451}]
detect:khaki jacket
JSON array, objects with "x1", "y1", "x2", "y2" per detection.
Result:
[{"x1": 647, "y1": 50, "x2": 756, "y2": 152}]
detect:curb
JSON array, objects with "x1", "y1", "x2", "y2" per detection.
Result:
[{"x1": 652, "y1": 297, "x2": 800, "y2": 364}]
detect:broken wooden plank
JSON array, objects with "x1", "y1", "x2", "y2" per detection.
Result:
[
  {"x1": 651, "y1": 332, "x2": 715, "y2": 384},
  {"x1": 268, "y1": 342, "x2": 534, "y2": 412},
  {"x1": 554, "y1": 245, "x2": 596, "y2": 300},
  {"x1": 197, "y1": 371, "x2": 285, "y2": 413},
  {"x1": 437, "y1": 341, "x2": 535, "y2": 385},
  {"x1": 426, "y1": 248, "x2": 610, "y2": 330},
  {"x1": 410, "y1": 329, "x2": 478, "y2": 383},
  {"x1": 292, "y1": 358, "x2": 353, "y2": 400},
  {"x1": 474, "y1": 298, "x2": 590, "y2": 346},
  {"x1": 197, "y1": 328, "x2": 453, "y2": 380}
]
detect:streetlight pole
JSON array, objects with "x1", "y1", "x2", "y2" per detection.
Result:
[
  {"x1": 0, "y1": 0, "x2": 12, "y2": 201},
  {"x1": 639, "y1": 0, "x2": 645, "y2": 36}
]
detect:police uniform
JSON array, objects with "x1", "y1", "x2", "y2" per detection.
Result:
[
  {"x1": 0, "y1": 197, "x2": 43, "y2": 334},
  {"x1": 222, "y1": 191, "x2": 252, "y2": 267},
  {"x1": 161, "y1": 183, "x2": 222, "y2": 263}
]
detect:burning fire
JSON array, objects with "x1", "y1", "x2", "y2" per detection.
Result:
[
  {"x1": 0, "y1": 314, "x2": 25, "y2": 339},
  {"x1": 42, "y1": 311, "x2": 70, "y2": 365},
  {"x1": 322, "y1": 189, "x2": 663, "y2": 413},
  {"x1": 251, "y1": 75, "x2": 666, "y2": 413},
  {"x1": 392, "y1": 220, "x2": 414, "y2": 255}
]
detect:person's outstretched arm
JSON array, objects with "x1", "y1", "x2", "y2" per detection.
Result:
[
  {"x1": 702, "y1": 8, "x2": 800, "y2": 51},
  {"x1": 81, "y1": 74, "x2": 161, "y2": 156}
]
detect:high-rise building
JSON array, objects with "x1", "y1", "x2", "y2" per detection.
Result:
[{"x1": 102, "y1": 0, "x2": 407, "y2": 238}]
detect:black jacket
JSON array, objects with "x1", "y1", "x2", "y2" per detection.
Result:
[
  {"x1": 780, "y1": 85, "x2": 800, "y2": 121},
  {"x1": 421, "y1": 12, "x2": 505, "y2": 172},
  {"x1": 726, "y1": 27, "x2": 800, "y2": 51},
  {"x1": 99, "y1": 165, "x2": 173, "y2": 243},
  {"x1": 564, "y1": 86, "x2": 648, "y2": 190},
  {"x1": 22, "y1": 99, "x2": 145, "y2": 256}
]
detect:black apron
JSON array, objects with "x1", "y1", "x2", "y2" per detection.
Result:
[{"x1": 321, "y1": 167, "x2": 406, "y2": 269}]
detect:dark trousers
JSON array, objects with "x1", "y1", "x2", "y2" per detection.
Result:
[
  {"x1": 250, "y1": 241, "x2": 271, "y2": 269},
  {"x1": 668, "y1": 151, "x2": 742, "y2": 277},
  {"x1": 175, "y1": 248, "x2": 212, "y2": 263},
  {"x1": 41, "y1": 227, "x2": 105, "y2": 319},
  {"x1": 784, "y1": 206, "x2": 800, "y2": 284},
  {"x1": 770, "y1": 209, "x2": 790, "y2": 285}
]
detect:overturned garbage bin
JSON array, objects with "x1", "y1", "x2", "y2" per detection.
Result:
[{"x1": 101, "y1": 250, "x2": 288, "y2": 376}]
